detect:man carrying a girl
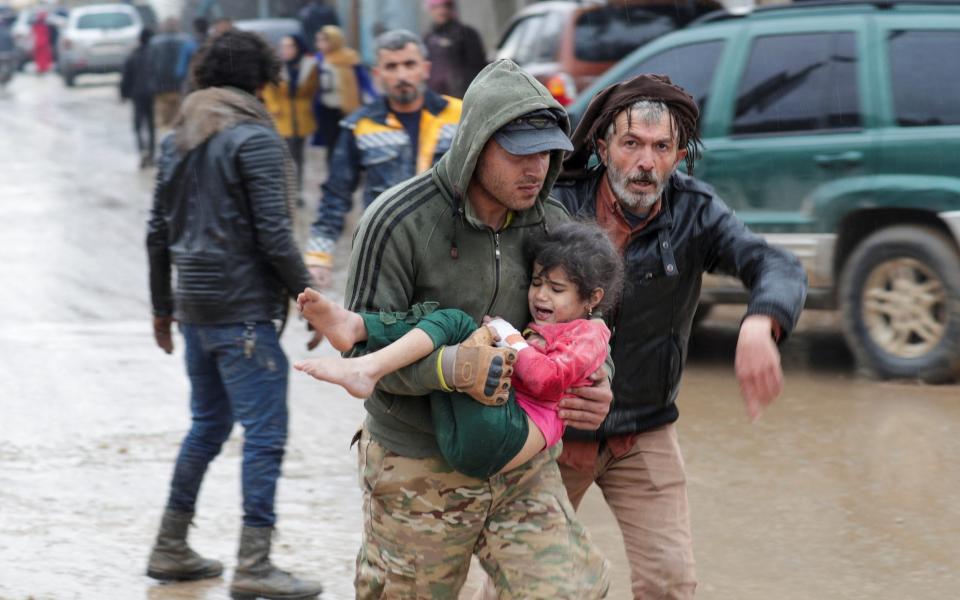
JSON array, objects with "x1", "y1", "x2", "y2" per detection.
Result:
[{"x1": 299, "y1": 59, "x2": 613, "y2": 598}]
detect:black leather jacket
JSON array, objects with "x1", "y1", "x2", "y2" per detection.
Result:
[
  {"x1": 553, "y1": 169, "x2": 807, "y2": 440},
  {"x1": 147, "y1": 122, "x2": 312, "y2": 325}
]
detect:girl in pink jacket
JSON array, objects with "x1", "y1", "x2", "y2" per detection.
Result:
[{"x1": 295, "y1": 221, "x2": 624, "y2": 477}]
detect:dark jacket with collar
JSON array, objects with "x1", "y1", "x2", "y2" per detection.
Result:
[
  {"x1": 120, "y1": 45, "x2": 152, "y2": 100},
  {"x1": 306, "y1": 90, "x2": 462, "y2": 262},
  {"x1": 424, "y1": 19, "x2": 487, "y2": 98},
  {"x1": 553, "y1": 168, "x2": 807, "y2": 440},
  {"x1": 146, "y1": 87, "x2": 312, "y2": 325},
  {"x1": 146, "y1": 31, "x2": 187, "y2": 94}
]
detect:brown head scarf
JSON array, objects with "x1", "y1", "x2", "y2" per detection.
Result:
[
  {"x1": 319, "y1": 25, "x2": 363, "y2": 114},
  {"x1": 563, "y1": 73, "x2": 702, "y2": 177}
]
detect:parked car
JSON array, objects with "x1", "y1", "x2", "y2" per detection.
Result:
[
  {"x1": 495, "y1": 0, "x2": 720, "y2": 107},
  {"x1": 567, "y1": 0, "x2": 960, "y2": 382},
  {"x1": 233, "y1": 18, "x2": 302, "y2": 53},
  {"x1": 11, "y1": 5, "x2": 66, "y2": 71},
  {"x1": 57, "y1": 3, "x2": 142, "y2": 86}
]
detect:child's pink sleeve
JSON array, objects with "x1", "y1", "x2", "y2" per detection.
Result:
[{"x1": 512, "y1": 321, "x2": 610, "y2": 404}]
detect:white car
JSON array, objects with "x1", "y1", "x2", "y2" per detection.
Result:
[{"x1": 58, "y1": 3, "x2": 142, "y2": 86}]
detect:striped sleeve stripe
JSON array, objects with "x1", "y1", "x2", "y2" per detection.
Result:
[
  {"x1": 348, "y1": 175, "x2": 436, "y2": 312},
  {"x1": 545, "y1": 196, "x2": 571, "y2": 215}
]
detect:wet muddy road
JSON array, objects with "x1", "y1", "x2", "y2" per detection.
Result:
[{"x1": 1, "y1": 75, "x2": 957, "y2": 600}]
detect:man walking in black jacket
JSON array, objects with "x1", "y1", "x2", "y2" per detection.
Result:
[
  {"x1": 121, "y1": 28, "x2": 156, "y2": 167},
  {"x1": 552, "y1": 74, "x2": 807, "y2": 599},
  {"x1": 145, "y1": 30, "x2": 322, "y2": 600},
  {"x1": 147, "y1": 17, "x2": 188, "y2": 130},
  {"x1": 423, "y1": 0, "x2": 486, "y2": 98}
]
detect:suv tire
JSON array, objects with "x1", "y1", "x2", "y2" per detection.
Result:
[
  {"x1": 839, "y1": 225, "x2": 960, "y2": 383},
  {"x1": 62, "y1": 71, "x2": 76, "y2": 87}
]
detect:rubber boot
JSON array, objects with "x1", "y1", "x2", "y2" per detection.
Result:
[
  {"x1": 146, "y1": 509, "x2": 223, "y2": 581},
  {"x1": 229, "y1": 525, "x2": 323, "y2": 600}
]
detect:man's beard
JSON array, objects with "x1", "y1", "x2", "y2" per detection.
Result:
[
  {"x1": 607, "y1": 160, "x2": 671, "y2": 212},
  {"x1": 388, "y1": 81, "x2": 424, "y2": 105}
]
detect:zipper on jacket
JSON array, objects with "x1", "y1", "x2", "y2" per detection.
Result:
[{"x1": 484, "y1": 230, "x2": 502, "y2": 316}]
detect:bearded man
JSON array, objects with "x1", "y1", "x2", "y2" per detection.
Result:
[
  {"x1": 305, "y1": 29, "x2": 462, "y2": 288},
  {"x1": 552, "y1": 73, "x2": 808, "y2": 599}
]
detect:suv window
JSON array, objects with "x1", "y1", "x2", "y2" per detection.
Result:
[
  {"x1": 888, "y1": 30, "x2": 960, "y2": 127},
  {"x1": 624, "y1": 40, "x2": 725, "y2": 124},
  {"x1": 532, "y1": 10, "x2": 565, "y2": 63},
  {"x1": 732, "y1": 32, "x2": 860, "y2": 136},
  {"x1": 574, "y1": 6, "x2": 677, "y2": 63},
  {"x1": 498, "y1": 16, "x2": 542, "y2": 65},
  {"x1": 77, "y1": 12, "x2": 135, "y2": 30}
]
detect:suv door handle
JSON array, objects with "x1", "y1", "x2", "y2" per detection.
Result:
[{"x1": 813, "y1": 151, "x2": 863, "y2": 168}]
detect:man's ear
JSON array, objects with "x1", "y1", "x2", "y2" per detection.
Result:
[
  {"x1": 422, "y1": 59, "x2": 431, "y2": 80},
  {"x1": 675, "y1": 147, "x2": 688, "y2": 169},
  {"x1": 596, "y1": 137, "x2": 609, "y2": 166}
]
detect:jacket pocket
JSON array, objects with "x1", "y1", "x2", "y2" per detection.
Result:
[
  {"x1": 175, "y1": 254, "x2": 224, "y2": 305},
  {"x1": 626, "y1": 258, "x2": 665, "y2": 287}
]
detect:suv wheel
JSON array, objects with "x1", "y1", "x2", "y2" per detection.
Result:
[
  {"x1": 62, "y1": 71, "x2": 76, "y2": 87},
  {"x1": 839, "y1": 225, "x2": 960, "y2": 383}
]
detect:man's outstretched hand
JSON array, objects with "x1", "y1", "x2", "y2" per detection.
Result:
[
  {"x1": 735, "y1": 314, "x2": 784, "y2": 421},
  {"x1": 561, "y1": 366, "x2": 612, "y2": 430},
  {"x1": 153, "y1": 315, "x2": 174, "y2": 354}
]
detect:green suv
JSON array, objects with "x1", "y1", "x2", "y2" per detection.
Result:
[{"x1": 568, "y1": 0, "x2": 960, "y2": 382}]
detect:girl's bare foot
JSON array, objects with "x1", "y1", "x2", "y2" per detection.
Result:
[
  {"x1": 296, "y1": 288, "x2": 366, "y2": 352},
  {"x1": 293, "y1": 355, "x2": 379, "y2": 399}
]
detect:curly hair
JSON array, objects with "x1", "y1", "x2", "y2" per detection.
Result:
[
  {"x1": 528, "y1": 221, "x2": 624, "y2": 314},
  {"x1": 191, "y1": 29, "x2": 280, "y2": 94}
]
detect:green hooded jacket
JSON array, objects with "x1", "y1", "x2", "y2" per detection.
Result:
[{"x1": 343, "y1": 60, "x2": 572, "y2": 458}]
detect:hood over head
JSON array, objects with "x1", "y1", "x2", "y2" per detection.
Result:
[{"x1": 435, "y1": 59, "x2": 570, "y2": 221}]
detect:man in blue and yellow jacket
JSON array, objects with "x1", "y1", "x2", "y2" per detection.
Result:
[{"x1": 305, "y1": 29, "x2": 462, "y2": 287}]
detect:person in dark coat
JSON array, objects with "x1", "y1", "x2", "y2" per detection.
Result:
[
  {"x1": 423, "y1": 0, "x2": 486, "y2": 98},
  {"x1": 552, "y1": 74, "x2": 808, "y2": 598},
  {"x1": 0, "y1": 19, "x2": 15, "y2": 88},
  {"x1": 121, "y1": 28, "x2": 156, "y2": 167},
  {"x1": 147, "y1": 17, "x2": 188, "y2": 129},
  {"x1": 297, "y1": 0, "x2": 338, "y2": 51},
  {"x1": 145, "y1": 29, "x2": 323, "y2": 600}
]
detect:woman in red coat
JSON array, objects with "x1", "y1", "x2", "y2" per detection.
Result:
[{"x1": 32, "y1": 12, "x2": 52, "y2": 74}]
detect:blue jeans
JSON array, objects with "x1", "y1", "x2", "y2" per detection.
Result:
[{"x1": 166, "y1": 322, "x2": 289, "y2": 528}]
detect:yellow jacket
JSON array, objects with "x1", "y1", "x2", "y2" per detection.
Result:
[{"x1": 263, "y1": 56, "x2": 320, "y2": 138}]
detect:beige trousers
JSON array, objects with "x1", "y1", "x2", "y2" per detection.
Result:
[
  {"x1": 154, "y1": 91, "x2": 181, "y2": 130},
  {"x1": 560, "y1": 423, "x2": 697, "y2": 600}
]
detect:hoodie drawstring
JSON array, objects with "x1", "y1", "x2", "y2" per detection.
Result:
[
  {"x1": 450, "y1": 204, "x2": 463, "y2": 260},
  {"x1": 537, "y1": 201, "x2": 550, "y2": 236}
]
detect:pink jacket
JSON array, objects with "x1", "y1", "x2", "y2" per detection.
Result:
[{"x1": 513, "y1": 319, "x2": 611, "y2": 447}]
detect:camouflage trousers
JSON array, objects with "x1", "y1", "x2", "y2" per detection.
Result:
[{"x1": 355, "y1": 429, "x2": 610, "y2": 599}]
